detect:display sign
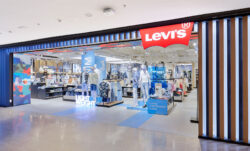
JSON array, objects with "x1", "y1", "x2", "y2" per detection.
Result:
[
  {"x1": 140, "y1": 22, "x2": 194, "y2": 49},
  {"x1": 147, "y1": 98, "x2": 169, "y2": 115},
  {"x1": 76, "y1": 95, "x2": 96, "y2": 106},
  {"x1": 13, "y1": 54, "x2": 31, "y2": 106},
  {"x1": 82, "y1": 51, "x2": 95, "y2": 72}
]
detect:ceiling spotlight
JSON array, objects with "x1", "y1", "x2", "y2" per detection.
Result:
[
  {"x1": 103, "y1": 7, "x2": 115, "y2": 16},
  {"x1": 85, "y1": 13, "x2": 93, "y2": 17},
  {"x1": 8, "y1": 30, "x2": 12, "y2": 33},
  {"x1": 57, "y1": 19, "x2": 62, "y2": 23},
  {"x1": 123, "y1": 4, "x2": 127, "y2": 8},
  {"x1": 17, "y1": 26, "x2": 27, "y2": 29},
  {"x1": 37, "y1": 23, "x2": 41, "y2": 26}
]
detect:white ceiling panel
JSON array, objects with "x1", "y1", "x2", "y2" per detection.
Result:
[{"x1": 0, "y1": 0, "x2": 249, "y2": 45}]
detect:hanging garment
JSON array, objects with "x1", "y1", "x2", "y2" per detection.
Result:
[
  {"x1": 82, "y1": 83, "x2": 88, "y2": 96},
  {"x1": 99, "y1": 81, "x2": 110, "y2": 98},
  {"x1": 117, "y1": 82, "x2": 122, "y2": 101},
  {"x1": 132, "y1": 71, "x2": 140, "y2": 88},
  {"x1": 171, "y1": 82, "x2": 176, "y2": 92},
  {"x1": 133, "y1": 87, "x2": 138, "y2": 104},
  {"x1": 82, "y1": 72, "x2": 89, "y2": 84},
  {"x1": 89, "y1": 72, "x2": 99, "y2": 85}
]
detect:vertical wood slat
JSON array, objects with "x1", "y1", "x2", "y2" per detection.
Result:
[
  {"x1": 242, "y1": 16, "x2": 249, "y2": 143},
  {"x1": 231, "y1": 18, "x2": 237, "y2": 141},
  {"x1": 208, "y1": 21, "x2": 214, "y2": 138},
  {"x1": 219, "y1": 19, "x2": 225, "y2": 139},
  {"x1": 198, "y1": 22, "x2": 203, "y2": 136}
]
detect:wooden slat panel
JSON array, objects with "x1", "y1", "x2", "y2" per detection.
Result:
[
  {"x1": 231, "y1": 18, "x2": 236, "y2": 141},
  {"x1": 242, "y1": 16, "x2": 249, "y2": 143},
  {"x1": 219, "y1": 19, "x2": 225, "y2": 139},
  {"x1": 198, "y1": 22, "x2": 203, "y2": 136},
  {"x1": 208, "y1": 21, "x2": 214, "y2": 138}
]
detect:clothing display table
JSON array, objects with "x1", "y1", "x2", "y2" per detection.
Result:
[
  {"x1": 31, "y1": 83, "x2": 64, "y2": 99},
  {"x1": 147, "y1": 96, "x2": 175, "y2": 115}
]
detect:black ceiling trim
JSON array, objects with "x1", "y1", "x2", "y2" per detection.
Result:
[{"x1": 0, "y1": 7, "x2": 250, "y2": 48}]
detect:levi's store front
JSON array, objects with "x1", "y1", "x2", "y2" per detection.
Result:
[{"x1": 2, "y1": 14, "x2": 250, "y2": 145}]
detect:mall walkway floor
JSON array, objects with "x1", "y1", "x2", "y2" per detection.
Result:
[{"x1": 0, "y1": 89, "x2": 249, "y2": 151}]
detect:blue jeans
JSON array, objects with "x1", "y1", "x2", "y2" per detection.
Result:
[
  {"x1": 82, "y1": 83, "x2": 88, "y2": 96},
  {"x1": 141, "y1": 82, "x2": 149, "y2": 103}
]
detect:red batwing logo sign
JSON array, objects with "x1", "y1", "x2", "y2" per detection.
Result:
[{"x1": 139, "y1": 22, "x2": 194, "y2": 49}]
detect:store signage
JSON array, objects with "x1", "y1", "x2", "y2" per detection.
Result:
[
  {"x1": 139, "y1": 22, "x2": 194, "y2": 49},
  {"x1": 76, "y1": 95, "x2": 96, "y2": 106}
]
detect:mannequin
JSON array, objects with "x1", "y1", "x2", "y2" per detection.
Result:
[
  {"x1": 139, "y1": 65, "x2": 151, "y2": 108},
  {"x1": 132, "y1": 67, "x2": 140, "y2": 106},
  {"x1": 82, "y1": 67, "x2": 89, "y2": 96},
  {"x1": 89, "y1": 67, "x2": 99, "y2": 101}
]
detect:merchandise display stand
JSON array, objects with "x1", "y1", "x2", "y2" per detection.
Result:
[
  {"x1": 63, "y1": 88, "x2": 92, "y2": 102},
  {"x1": 173, "y1": 89, "x2": 184, "y2": 102},
  {"x1": 96, "y1": 79, "x2": 123, "y2": 107},
  {"x1": 31, "y1": 83, "x2": 64, "y2": 99},
  {"x1": 96, "y1": 100, "x2": 124, "y2": 108},
  {"x1": 147, "y1": 96, "x2": 175, "y2": 115}
]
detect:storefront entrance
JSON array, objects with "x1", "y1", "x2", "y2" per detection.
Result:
[{"x1": 11, "y1": 25, "x2": 199, "y2": 136}]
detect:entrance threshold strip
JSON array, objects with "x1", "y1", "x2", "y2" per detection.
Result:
[{"x1": 118, "y1": 111, "x2": 153, "y2": 128}]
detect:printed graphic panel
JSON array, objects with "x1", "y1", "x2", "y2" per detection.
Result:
[{"x1": 13, "y1": 54, "x2": 31, "y2": 106}]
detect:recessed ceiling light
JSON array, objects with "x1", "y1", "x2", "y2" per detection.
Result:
[
  {"x1": 8, "y1": 30, "x2": 12, "y2": 33},
  {"x1": 17, "y1": 26, "x2": 28, "y2": 29},
  {"x1": 123, "y1": 4, "x2": 127, "y2": 8},
  {"x1": 103, "y1": 7, "x2": 115, "y2": 16},
  {"x1": 85, "y1": 13, "x2": 93, "y2": 17},
  {"x1": 57, "y1": 19, "x2": 62, "y2": 23},
  {"x1": 37, "y1": 23, "x2": 41, "y2": 26}
]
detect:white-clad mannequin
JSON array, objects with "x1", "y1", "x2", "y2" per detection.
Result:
[{"x1": 139, "y1": 65, "x2": 151, "y2": 108}]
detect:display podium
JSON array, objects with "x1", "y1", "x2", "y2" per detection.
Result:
[{"x1": 147, "y1": 97, "x2": 174, "y2": 115}]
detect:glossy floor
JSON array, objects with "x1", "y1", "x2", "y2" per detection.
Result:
[{"x1": 0, "y1": 89, "x2": 249, "y2": 151}]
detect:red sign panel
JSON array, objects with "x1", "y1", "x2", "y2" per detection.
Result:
[{"x1": 140, "y1": 22, "x2": 194, "y2": 49}]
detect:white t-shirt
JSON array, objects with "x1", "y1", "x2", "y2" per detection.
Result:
[{"x1": 140, "y1": 70, "x2": 150, "y2": 83}]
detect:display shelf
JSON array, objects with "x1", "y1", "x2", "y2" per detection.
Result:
[
  {"x1": 45, "y1": 95, "x2": 63, "y2": 99},
  {"x1": 122, "y1": 87, "x2": 141, "y2": 98},
  {"x1": 47, "y1": 91, "x2": 63, "y2": 94},
  {"x1": 31, "y1": 83, "x2": 64, "y2": 99}
]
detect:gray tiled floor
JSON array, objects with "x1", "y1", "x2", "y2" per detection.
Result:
[{"x1": 0, "y1": 89, "x2": 249, "y2": 151}]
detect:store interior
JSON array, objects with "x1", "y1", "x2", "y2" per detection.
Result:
[{"x1": 13, "y1": 39, "x2": 198, "y2": 116}]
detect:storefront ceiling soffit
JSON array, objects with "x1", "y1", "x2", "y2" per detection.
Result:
[
  {"x1": 25, "y1": 43, "x2": 198, "y2": 64},
  {"x1": 0, "y1": 0, "x2": 249, "y2": 45}
]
